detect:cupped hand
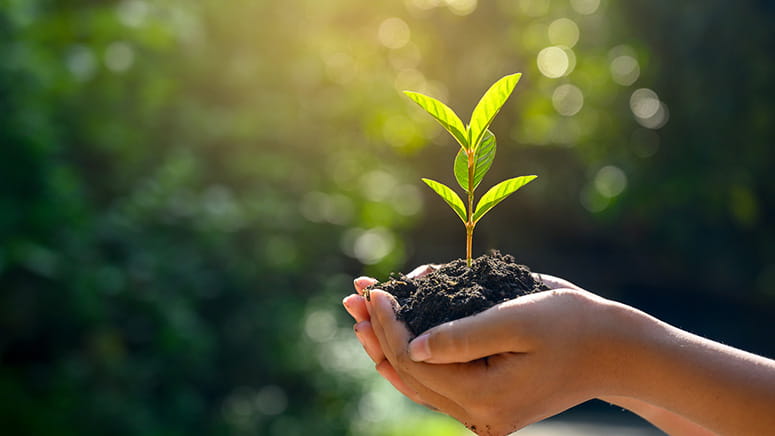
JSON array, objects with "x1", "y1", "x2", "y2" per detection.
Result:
[
  {"x1": 367, "y1": 286, "x2": 617, "y2": 436},
  {"x1": 342, "y1": 265, "x2": 439, "y2": 406},
  {"x1": 345, "y1": 269, "x2": 616, "y2": 435}
]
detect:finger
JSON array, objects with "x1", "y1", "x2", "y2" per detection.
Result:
[
  {"x1": 351, "y1": 315, "x2": 428, "y2": 407},
  {"x1": 370, "y1": 291, "x2": 478, "y2": 404},
  {"x1": 353, "y1": 320, "x2": 429, "y2": 407},
  {"x1": 353, "y1": 320, "x2": 384, "y2": 364},
  {"x1": 368, "y1": 292, "x2": 472, "y2": 424},
  {"x1": 406, "y1": 264, "x2": 440, "y2": 279},
  {"x1": 533, "y1": 273, "x2": 583, "y2": 291},
  {"x1": 407, "y1": 297, "x2": 538, "y2": 364},
  {"x1": 374, "y1": 359, "x2": 428, "y2": 406},
  {"x1": 343, "y1": 294, "x2": 370, "y2": 322},
  {"x1": 354, "y1": 276, "x2": 378, "y2": 295}
]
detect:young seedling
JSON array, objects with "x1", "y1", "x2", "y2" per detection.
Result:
[{"x1": 404, "y1": 73, "x2": 536, "y2": 267}]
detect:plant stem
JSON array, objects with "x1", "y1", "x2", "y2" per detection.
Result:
[
  {"x1": 466, "y1": 149, "x2": 476, "y2": 268},
  {"x1": 465, "y1": 225, "x2": 473, "y2": 267}
]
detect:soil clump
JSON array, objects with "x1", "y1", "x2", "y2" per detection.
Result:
[{"x1": 368, "y1": 251, "x2": 548, "y2": 337}]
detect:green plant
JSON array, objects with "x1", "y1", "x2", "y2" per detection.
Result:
[{"x1": 404, "y1": 73, "x2": 536, "y2": 267}]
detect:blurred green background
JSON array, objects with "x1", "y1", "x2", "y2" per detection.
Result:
[{"x1": 1, "y1": 0, "x2": 773, "y2": 434}]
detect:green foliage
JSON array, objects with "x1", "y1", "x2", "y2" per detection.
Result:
[
  {"x1": 473, "y1": 175, "x2": 537, "y2": 223},
  {"x1": 468, "y1": 73, "x2": 522, "y2": 150},
  {"x1": 0, "y1": 2, "x2": 420, "y2": 435},
  {"x1": 406, "y1": 74, "x2": 535, "y2": 264},
  {"x1": 404, "y1": 91, "x2": 468, "y2": 148},
  {"x1": 420, "y1": 178, "x2": 466, "y2": 223},
  {"x1": 454, "y1": 130, "x2": 496, "y2": 191}
]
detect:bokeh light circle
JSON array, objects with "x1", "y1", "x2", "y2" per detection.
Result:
[
  {"x1": 552, "y1": 84, "x2": 584, "y2": 116},
  {"x1": 629, "y1": 88, "x2": 660, "y2": 119},
  {"x1": 104, "y1": 41, "x2": 134, "y2": 72},
  {"x1": 570, "y1": 0, "x2": 601, "y2": 15},
  {"x1": 548, "y1": 18, "x2": 580, "y2": 48},
  {"x1": 537, "y1": 46, "x2": 570, "y2": 78},
  {"x1": 446, "y1": 0, "x2": 478, "y2": 16},
  {"x1": 610, "y1": 55, "x2": 640, "y2": 86},
  {"x1": 378, "y1": 17, "x2": 411, "y2": 49},
  {"x1": 594, "y1": 165, "x2": 628, "y2": 198}
]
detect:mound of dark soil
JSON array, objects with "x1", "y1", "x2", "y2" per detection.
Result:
[{"x1": 367, "y1": 251, "x2": 548, "y2": 337}]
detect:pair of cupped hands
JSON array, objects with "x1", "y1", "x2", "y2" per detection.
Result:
[{"x1": 342, "y1": 265, "x2": 614, "y2": 436}]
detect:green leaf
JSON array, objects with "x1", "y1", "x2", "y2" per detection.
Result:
[
  {"x1": 404, "y1": 91, "x2": 468, "y2": 148},
  {"x1": 421, "y1": 178, "x2": 467, "y2": 223},
  {"x1": 473, "y1": 175, "x2": 536, "y2": 223},
  {"x1": 468, "y1": 73, "x2": 522, "y2": 150},
  {"x1": 454, "y1": 130, "x2": 497, "y2": 191}
]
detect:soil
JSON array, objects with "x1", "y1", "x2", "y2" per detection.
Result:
[{"x1": 367, "y1": 251, "x2": 548, "y2": 337}]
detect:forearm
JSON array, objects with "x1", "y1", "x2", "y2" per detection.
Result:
[
  {"x1": 600, "y1": 395, "x2": 718, "y2": 436},
  {"x1": 604, "y1": 303, "x2": 775, "y2": 436}
]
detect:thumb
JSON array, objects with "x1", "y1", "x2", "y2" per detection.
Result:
[{"x1": 408, "y1": 301, "x2": 531, "y2": 364}]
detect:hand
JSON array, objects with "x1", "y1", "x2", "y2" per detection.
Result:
[
  {"x1": 364, "y1": 284, "x2": 612, "y2": 435},
  {"x1": 346, "y1": 270, "x2": 775, "y2": 436},
  {"x1": 343, "y1": 270, "x2": 611, "y2": 435},
  {"x1": 342, "y1": 265, "x2": 438, "y2": 405}
]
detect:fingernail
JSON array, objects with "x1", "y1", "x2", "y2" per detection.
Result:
[
  {"x1": 354, "y1": 276, "x2": 376, "y2": 291},
  {"x1": 342, "y1": 295, "x2": 358, "y2": 318},
  {"x1": 408, "y1": 333, "x2": 431, "y2": 362},
  {"x1": 407, "y1": 264, "x2": 429, "y2": 279}
]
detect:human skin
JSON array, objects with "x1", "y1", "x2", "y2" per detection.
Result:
[{"x1": 342, "y1": 272, "x2": 775, "y2": 436}]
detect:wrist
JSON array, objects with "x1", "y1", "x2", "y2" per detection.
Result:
[{"x1": 579, "y1": 295, "x2": 664, "y2": 399}]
